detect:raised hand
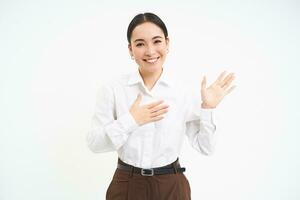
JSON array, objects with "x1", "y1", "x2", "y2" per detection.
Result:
[
  {"x1": 130, "y1": 94, "x2": 169, "y2": 125},
  {"x1": 201, "y1": 71, "x2": 236, "y2": 109}
]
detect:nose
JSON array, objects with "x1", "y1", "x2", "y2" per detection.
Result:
[{"x1": 145, "y1": 44, "x2": 156, "y2": 56}]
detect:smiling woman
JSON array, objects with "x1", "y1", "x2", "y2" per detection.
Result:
[
  {"x1": 127, "y1": 16, "x2": 170, "y2": 91},
  {"x1": 87, "y1": 12, "x2": 235, "y2": 200}
]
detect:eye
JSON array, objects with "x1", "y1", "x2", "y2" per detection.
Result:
[
  {"x1": 136, "y1": 43, "x2": 144, "y2": 47},
  {"x1": 154, "y1": 40, "x2": 162, "y2": 44}
]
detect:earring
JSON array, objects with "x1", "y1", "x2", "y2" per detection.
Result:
[
  {"x1": 131, "y1": 56, "x2": 134, "y2": 60},
  {"x1": 167, "y1": 49, "x2": 169, "y2": 53}
]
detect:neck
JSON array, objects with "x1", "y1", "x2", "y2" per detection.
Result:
[{"x1": 138, "y1": 67, "x2": 163, "y2": 91}]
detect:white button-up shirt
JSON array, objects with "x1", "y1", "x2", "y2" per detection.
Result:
[{"x1": 87, "y1": 68, "x2": 217, "y2": 168}]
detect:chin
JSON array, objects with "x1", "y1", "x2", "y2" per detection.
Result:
[{"x1": 141, "y1": 64, "x2": 162, "y2": 73}]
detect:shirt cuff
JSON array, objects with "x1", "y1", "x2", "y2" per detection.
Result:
[
  {"x1": 118, "y1": 111, "x2": 139, "y2": 133},
  {"x1": 105, "y1": 111, "x2": 139, "y2": 136},
  {"x1": 199, "y1": 108, "x2": 214, "y2": 122},
  {"x1": 104, "y1": 112, "x2": 139, "y2": 150}
]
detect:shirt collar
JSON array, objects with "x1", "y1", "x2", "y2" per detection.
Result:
[{"x1": 127, "y1": 68, "x2": 173, "y2": 87}]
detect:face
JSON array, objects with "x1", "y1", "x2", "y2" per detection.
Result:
[{"x1": 128, "y1": 22, "x2": 169, "y2": 74}]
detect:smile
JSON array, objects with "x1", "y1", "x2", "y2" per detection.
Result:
[{"x1": 143, "y1": 57, "x2": 160, "y2": 64}]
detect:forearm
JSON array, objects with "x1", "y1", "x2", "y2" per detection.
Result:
[
  {"x1": 186, "y1": 108, "x2": 217, "y2": 155},
  {"x1": 87, "y1": 111, "x2": 138, "y2": 153}
]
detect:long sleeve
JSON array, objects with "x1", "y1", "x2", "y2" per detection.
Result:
[
  {"x1": 184, "y1": 93, "x2": 217, "y2": 156},
  {"x1": 86, "y1": 84, "x2": 139, "y2": 153}
]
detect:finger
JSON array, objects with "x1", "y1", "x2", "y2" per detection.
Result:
[
  {"x1": 201, "y1": 76, "x2": 206, "y2": 90},
  {"x1": 222, "y1": 75, "x2": 235, "y2": 90},
  {"x1": 150, "y1": 104, "x2": 169, "y2": 113},
  {"x1": 150, "y1": 107, "x2": 169, "y2": 117},
  {"x1": 146, "y1": 100, "x2": 164, "y2": 109},
  {"x1": 214, "y1": 71, "x2": 227, "y2": 85},
  {"x1": 151, "y1": 115, "x2": 164, "y2": 122},
  {"x1": 221, "y1": 73, "x2": 234, "y2": 87},
  {"x1": 225, "y1": 85, "x2": 236, "y2": 95}
]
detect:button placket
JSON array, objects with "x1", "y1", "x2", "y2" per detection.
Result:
[{"x1": 141, "y1": 123, "x2": 155, "y2": 167}]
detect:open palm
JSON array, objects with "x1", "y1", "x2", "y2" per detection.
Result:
[{"x1": 201, "y1": 71, "x2": 236, "y2": 109}]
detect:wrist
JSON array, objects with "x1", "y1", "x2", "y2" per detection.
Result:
[{"x1": 201, "y1": 103, "x2": 215, "y2": 109}]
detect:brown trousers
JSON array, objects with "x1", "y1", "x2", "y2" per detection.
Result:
[{"x1": 106, "y1": 167, "x2": 191, "y2": 200}]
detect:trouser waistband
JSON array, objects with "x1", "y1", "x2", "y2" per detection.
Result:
[{"x1": 117, "y1": 158, "x2": 186, "y2": 176}]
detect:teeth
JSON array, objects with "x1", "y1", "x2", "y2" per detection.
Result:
[{"x1": 145, "y1": 58, "x2": 158, "y2": 63}]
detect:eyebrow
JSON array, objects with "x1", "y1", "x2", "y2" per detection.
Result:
[{"x1": 133, "y1": 36, "x2": 163, "y2": 43}]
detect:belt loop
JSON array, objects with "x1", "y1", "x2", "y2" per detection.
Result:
[
  {"x1": 130, "y1": 166, "x2": 134, "y2": 177},
  {"x1": 172, "y1": 161, "x2": 178, "y2": 174}
]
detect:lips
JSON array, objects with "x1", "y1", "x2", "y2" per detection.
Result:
[{"x1": 143, "y1": 57, "x2": 160, "y2": 64}]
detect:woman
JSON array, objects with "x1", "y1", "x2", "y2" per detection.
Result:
[{"x1": 87, "y1": 12, "x2": 235, "y2": 200}]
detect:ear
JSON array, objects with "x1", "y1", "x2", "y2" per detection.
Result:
[
  {"x1": 128, "y1": 43, "x2": 133, "y2": 57},
  {"x1": 165, "y1": 37, "x2": 170, "y2": 48}
]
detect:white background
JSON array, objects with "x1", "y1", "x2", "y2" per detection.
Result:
[{"x1": 1, "y1": 0, "x2": 299, "y2": 199}]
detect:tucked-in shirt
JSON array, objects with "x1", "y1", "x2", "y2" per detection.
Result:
[{"x1": 87, "y1": 68, "x2": 217, "y2": 168}]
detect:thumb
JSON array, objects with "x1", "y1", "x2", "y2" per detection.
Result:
[
  {"x1": 134, "y1": 93, "x2": 142, "y2": 105},
  {"x1": 201, "y1": 76, "x2": 206, "y2": 91}
]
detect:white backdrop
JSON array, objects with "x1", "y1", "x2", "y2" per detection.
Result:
[{"x1": 1, "y1": 0, "x2": 299, "y2": 199}]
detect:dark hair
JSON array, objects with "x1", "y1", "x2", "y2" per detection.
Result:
[{"x1": 127, "y1": 12, "x2": 168, "y2": 44}]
